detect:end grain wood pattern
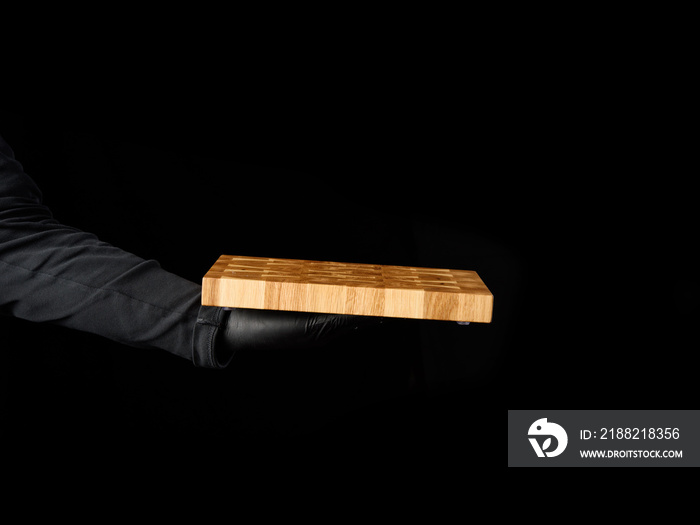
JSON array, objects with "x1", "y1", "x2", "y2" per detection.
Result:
[{"x1": 202, "y1": 255, "x2": 493, "y2": 323}]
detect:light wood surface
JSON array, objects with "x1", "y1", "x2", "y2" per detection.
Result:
[{"x1": 202, "y1": 255, "x2": 493, "y2": 322}]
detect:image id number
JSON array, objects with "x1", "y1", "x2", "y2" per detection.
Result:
[{"x1": 600, "y1": 428, "x2": 680, "y2": 440}]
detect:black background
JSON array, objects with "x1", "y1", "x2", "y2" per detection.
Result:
[{"x1": 0, "y1": 43, "x2": 694, "y2": 464}]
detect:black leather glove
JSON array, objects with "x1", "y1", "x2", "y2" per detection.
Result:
[{"x1": 217, "y1": 308, "x2": 385, "y2": 358}]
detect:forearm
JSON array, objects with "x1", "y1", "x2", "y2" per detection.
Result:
[{"x1": 0, "y1": 135, "x2": 230, "y2": 368}]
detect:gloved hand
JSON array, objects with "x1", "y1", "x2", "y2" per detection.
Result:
[{"x1": 217, "y1": 307, "x2": 385, "y2": 357}]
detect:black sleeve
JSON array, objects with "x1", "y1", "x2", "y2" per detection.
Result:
[{"x1": 0, "y1": 134, "x2": 231, "y2": 369}]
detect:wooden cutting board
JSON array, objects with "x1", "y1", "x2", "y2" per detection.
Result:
[{"x1": 202, "y1": 255, "x2": 493, "y2": 322}]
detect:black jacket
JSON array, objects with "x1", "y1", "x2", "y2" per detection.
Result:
[{"x1": 0, "y1": 134, "x2": 230, "y2": 368}]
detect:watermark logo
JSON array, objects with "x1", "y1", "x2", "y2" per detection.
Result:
[{"x1": 528, "y1": 418, "x2": 568, "y2": 457}]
